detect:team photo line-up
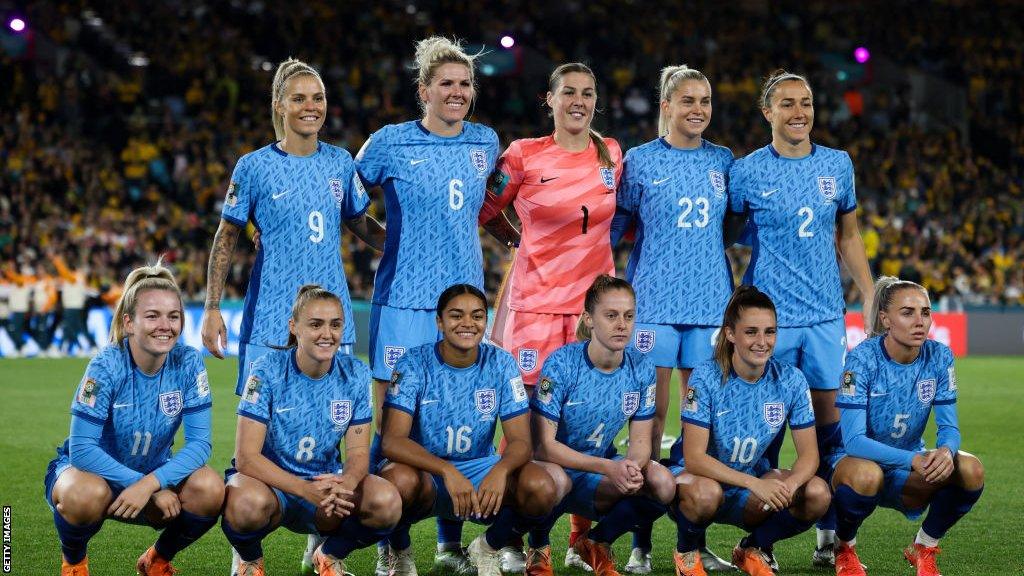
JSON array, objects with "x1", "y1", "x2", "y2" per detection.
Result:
[{"x1": 45, "y1": 36, "x2": 983, "y2": 576}]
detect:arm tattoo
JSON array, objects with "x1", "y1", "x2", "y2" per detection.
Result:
[{"x1": 205, "y1": 221, "x2": 240, "y2": 310}]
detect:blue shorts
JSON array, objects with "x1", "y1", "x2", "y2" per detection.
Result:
[
  {"x1": 665, "y1": 464, "x2": 750, "y2": 527},
  {"x1": 238, "y1": 343, "x2": 353, "y2": 395},
  {"x1": 430, "y1": 455, "x2": 502, "y2": 522},
  {"x1": 224, "y1": 466, "x2": 320, "y2": 535},
  {"x1": 774, "y1": 317, "x2": 847, "y2": 391},
  {"x1": 880, "y1": 466, "x2": 927, "y2": 520},
  {"x1": 44, "y1": 452, "x2": 166, "y2": 527},
  {"x1": 632, "y1": 323, "x2": 718, "y2": 369},
  {"x1": 560, "y1": 454, "x2": 627, "y2": 520},
  {"x1": 369, "y1": 304, "x2": 440, "y2": 381}
]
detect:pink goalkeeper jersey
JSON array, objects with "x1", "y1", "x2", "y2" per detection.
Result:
[{"x1": 480, "y1": 135, "x2": 622, "y2": 314}]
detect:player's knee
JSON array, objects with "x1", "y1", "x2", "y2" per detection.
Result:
[
  {"x1": 799, "y1": 477, "x2": 832, "y2": 520},
  {"x1": 181, "y1": 467, "x2": 225, "y2": 516},
  {"x1": 644, "y1": 463, "x2": 677, "y2": 505},
  {"x1": 840, "y1": 459, "x2": 884, "y2": 495},
  {"x1": 380, "y1": 463, "x2": 424, "y2": 509},
  {"x1": 361, "y1": 479, "x2": 403, "y2": 529},
  {"x1": 517, "y1": 465, "x2": 559, "y2": 515},
  {"x1": 58, "y1": 479, "x2": 111, "y2": 524},
  {"x1": 677, "y1": 477, "x2": 721, "y2": 521},
  {"x1": 956, "y1": 452, "x2": 985, "y2": 490},
  {"x1": 224, "y1": 486, "x2": 276, "y2": 531}
]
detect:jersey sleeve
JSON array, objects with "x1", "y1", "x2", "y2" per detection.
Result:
[
  {"x1": 618, "y1": 150, "x2": 643, "y2": 215},
  {"x1": 478, "y1": 141, "x2": 525, "y2": 224},
  {"x1": 237, "y1": 361, "x2": 273, "y2": 425},
  {"x1": 787, "y1": 371, "x2": 816, "y2": 430},
  {"x1": 530, "y1": 353, "x2": 568, "y2": 423},
  {"x1": 835, "y1": 348, "x2": 871, "y2": 410},
  {"x1": 341, "y1": 155, "x2": 371, "y2": 219},
  {"x1": 498, "y1": 354, "x2": 530, "y2": 421},
  {"x1": 682, "y1": 364, "x2": 714, "y2": 428},
  {"x1": 181, "y1": 348, "x2": 213, "y2": 415},
  {"x1": 383, "y1": 353, "x2": 422, "y2": 416},
  {"x1": 221, "y1": 153, "x2": 253, "y2": 227},
  {"x1": 727, "y1": 160, "x2": 747, "y2": 214},
  {"x1": 354, "y1": 129, "x2": 391, "y2": 188},
  {"x1": 838, "y1": 152, "x2": 857, "y2": 214},
  {"x1": 69, "y1": 359, "x2": 116, "y2": 425},
  {"x1": 349, "y1": 360, "x2": 374, "y2": 426},
  {"x1": 631, "y1": 359, "x2": 657, "y2": 422},
  {"x1": 933, "y1": 346, "x2": 958, "y2": 406}
]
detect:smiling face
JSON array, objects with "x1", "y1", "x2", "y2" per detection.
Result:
[
  {"x1": 880, "y1": 287, "x2": 932, "y2": 349},
  {"x1": 289, "y1": 298, "x2": 343, "y2": 369},
  {"x1": 583, "y1": 288, "x2": 636, "y2": 353},
  {"x1": 436, "y1": 292, "x2": 487, "y2": 353},
  {"x1": 726, "y1": 306, "x2": 777, "y2": 375},
  {"x1": 123, "y1": 289, "x2": 182, "y2": 362},
  {"x1": 547, "y1": 71, "x2": 597, "y2": 137},
  {"x1": 419, "y1": 62, "x2": 474, "y2": 127},
  {"x1": 663, "y1": 78, "x2": 712, "y2": 142},
  {"x1": 762, "y1": 79, "x2": 814, "y2": 147},
  {"x1": 276, "y1": 74, "x2": 326, "y2": 140}
]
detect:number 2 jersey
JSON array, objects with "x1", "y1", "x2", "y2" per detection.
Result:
[
  {"x1": 479, "y1": 135, "x2": 623, "y2": 314},
  {"x1": 384, "y1": 342, "x2": 529, "y2": 461},
  {"x1": 237, "y1": 348, "x2": 373, "y2": 478},
  {"x1": 680, "y1": 358, "x2": 815, "y2": 477},
  {"x1": 356, "y1": 121, "x2": 499, "y2": 309},
  {"x1": 531, "y1": 341, "x2": 656, "y2": 458},
  {"x1": 729, "y1": 144, "x2": 856, "y2": 327},
  {"x1": 222, "y1": 142, "x2": 370, "y2": 348}
]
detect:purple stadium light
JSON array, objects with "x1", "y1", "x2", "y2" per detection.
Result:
[
  {"x1": 854, "y1": 46, "x2": 870, "y2": 64},
  {"x1": 500, "y1": 35, "x2": 515, "y2": 49},
  {"x1": 9, "y1": 17, "x2": 26, "y2": 32}
]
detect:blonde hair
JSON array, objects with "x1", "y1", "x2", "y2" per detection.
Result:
[
  {"x1": 759, "y1": 69, "x2": 810, "y2": 109},
  {"x1": 110, "y1": 259, "x2": 183, "y2": 345},
  {"x1": 658, "y1": 65, "x2": 709, "y2": 136},
  {"x1": 271, "y1": 58, "x2": 325, "y2": 140},
  {"x1": 413, "y1": 36, "x2": 478, "y2": 110},
  {"x1": 575, "y1": 275, "x2": 636, "y2": 340},
  {"x1": 866, "y1": 276, "x2": 929, "y2": 337},
  {"x1": 548, "y1": 63, "x2": 615, "y2": 168},
  {"x1": 286, "y1": 284, "x2": 342, "y2": 347}
]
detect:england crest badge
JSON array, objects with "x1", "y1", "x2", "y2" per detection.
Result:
[
  {"x1": 708, "y1": 170, "x2": 726, "y2": 198},
  {"x1": 329, "y1": 178, "x2": 345, "y2": 207},
  {"x1": 600, "y1": 167, "x2": 615, "y2": 191},
  {"x1": 384, "y1": 346, "x2": 406, "y2": 370},
  {"x1": 475, "y1": 389, "x2": 497, "y2": 415},
  {"x1": 818, "y1": 176, "x2": 837, "y2": 202},
  {"x1": 331, "y1": 400, "x2": 352, "y2": 428},
  {"x1": 763, "y1": 402, "x2": 785, "y2": 428},
  {"x1": 518, "y1": 348, "x2": 538, "y2": 373},
  {"x1": 622, "y1": 391, "x2": 641, "y2": 416},
  {"x1": 160, "y1": 391, "x2": 183, "y2": 417},
  {"x1": 634, "y1": 330, "x2": 655, "y2": 354},
  {"x1": 470, "y1": 149, "x2": 488, "y2": 178},
  {"x1": 917, "y1": 378, "x2": 936, "y2": 404}
]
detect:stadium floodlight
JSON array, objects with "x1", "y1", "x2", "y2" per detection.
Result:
[
  {"x1": 854, "y1": 47, "x2": 870, "y2": 64},
  {"x1": 500, "y1": 35, "x2": 515, "y2": 49},
  {"x1": 8, "y1": 17, "x2": 26, "y2": 32}
]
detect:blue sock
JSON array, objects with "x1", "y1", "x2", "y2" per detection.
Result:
[
  {"x1": 321, "y1": 516, "x2": 393, "y2": 559},
  {"x1": 746, "y1": 509, "x2": 813, "y2": 549},
  {"x1": 921, "y1": 485, "x2": 983, "y2": 540},
  {"x1": 370, "y1": 433, "x2": 384, "y2": 471},
  {"x1": 632, "y1": 521, "x2": 654, "y2": 551},
  {"x1": 527, "y1": 511, "x2": 560, "y2": 549},
  {"x1": 763, "y1": 427, "x2": 786, "y2": 469},
  {"x1": 436, "y1": 516, "x2": 464, "y2": 546},
  {"x1": 389, "y1": 522, "x2": 413, "y2": 551},
  {"x1": 816, "y1": 421, "x2": 843, "y2": 454},
  {"x1": 154, "y1": 510, "x2": 218, "y2": 561},
  {"x1": 221, "y1": 518, "x2": 275, "y2": 562},
  {"x1": 589, "y1": 497, "x2": 666, "y2": 545},
  {"x1": 816, "y1": 502, "x2": 837, "y2": 532},
  {"x1": 53, "y1": 510, "x2": 103, "y2": 564},
  {"x1": 484, "y1": 507, "x2": 545, "y2": 550},
  {"x1": 672, "y1": 509, "x2": 710, "y2": 554},
  {"x1": 834, "y1": 485, "x2": 880, "y2": 542}
]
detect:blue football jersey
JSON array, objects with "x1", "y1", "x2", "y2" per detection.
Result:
[
  {"x1": 836, "y1": 337, "x2": 957, "y2": 455},
  {"x1": 237, "y1": 349, "x2": 373, "y2": 478},
  {"x1": 221, "y1": 142, "x2": 369, "y2": 348},
  {"x1": 681, "y1": 358, "x2": 815, "y2": 476},
  {"x1": 729, "y1": 144, "x2": 856, "y2": 326},
  {"x1": 384, "y1": 343, "x2": 528, "y2": 460},
  {"x1": 64, "y1": 342, "x2": 211, "y2": 475},
  {"x1": 355, "y1": 121, "x2": 499, "y2": 309},
  {"x1": 620, "y1": 138, "x2": 735, "y2": 325},
  {"x1": 531, "y1": 342, "x2": 657, "y2": 458}
]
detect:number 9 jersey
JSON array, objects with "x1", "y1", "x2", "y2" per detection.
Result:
[{"x1": 221, "y1": 142, "x2": 370, "y2": 348}]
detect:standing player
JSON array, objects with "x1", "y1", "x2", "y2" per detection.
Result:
[
  {"x1": 222, "y1": 285, "x2": 401, "y2": 576},
  {"x1": 829, "y1": 277, "x2": 984, "y2": 576},
  {"x1": 44, "y1": 261, "x2": 223, "y2": 576},
  {"x1": 729, "y1": 70, "x2": 874, "y2": 566},
  {"x1": 378, "y1": 284, "x2": 561, "y2": 576},
  {"x1": 201, "y1": 58, "x2": 382, "y2": 574},
  {"x1": 670, "y1": 286, "x2": 831, "y2": 576},
  {"x1": 613, "y1": 64, "x2": 741, "y2": 573},
  {"x1": 356, "y1": 36, "x2": 500, "y2": 573},
  {"x1": 528, "y1": 275, "x2": 675, "y2": 576},
  {"x1": 478, "y1": 62, "x2": 622, "y2": 572}
]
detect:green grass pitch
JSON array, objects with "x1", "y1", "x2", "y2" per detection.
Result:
[{"x1": 2, "y1": 356, "x2": 1021, "y2": 575}]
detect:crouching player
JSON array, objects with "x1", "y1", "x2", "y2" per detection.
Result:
[
  {"x1": 670, "y1": 286, "x2": 831, "y2": 576},
  {"x1": 829, "y1": 277, "x2": 984, "y2": 576},
  {"x1": 221, "y1": 286, "x2": 401, "y2": 576},
  {"x1": 527, "y1": 275, "x2": 676, "y2": 576},
  {"x1": 45, "y1": 261, "x2": 223, "y2": 576},
  {"x1": 379, "y1": 284, "x2": 562, "y2": 576}
]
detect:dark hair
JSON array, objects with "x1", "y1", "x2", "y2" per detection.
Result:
[
  {"x1": 576, "y1": 274, "x2": 636, "y2": 340},
  {"x1": 713, "y1": 286, "x2": 777, "y2": 379},
  {"x1": 759, "y1": 69, "x2": 810, "y2": 109},
  {"x1": 286, "y1": 284, "x2": 342, "y2": 347},
  {"x1": 548, "y1": 63, "x2": 615, "y2": 168},
  {"x1": 436, "y1": 284, "x2": 488, "y2": 317},
  {"x1": 867, "y1": 276, "x2": 929, "y2": 337}
]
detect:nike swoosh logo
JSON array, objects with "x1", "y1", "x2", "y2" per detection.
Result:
[
  {"x1": 716, "y1": 410, "x2": 731, "y2": 417},
  {"x1": 275, "y1": 407, "x2": 295, "y2": 413},
  {"x1": 272, "y1": 190, "x2": 290, "y2": 200},
  {"x1": 420, "y1": 399, "x2": 439, "y2": 405},
  {"x1": 410, "y1": 159, "x2": 428, "y2": 165},
  {"x1": 113, "y1": 403, "x2": 133, "y2": 409},
  {"x1": 540, "y1": 176, "x2": 558, "y2": 183},
  {"x1": 653, "y1": 177, "x2": 672, "y2": 185},
  {"x1": 761, "y1": 189, "x2": 778, "y2": 198},
  {"x1": 566, "y1": 400, "x2": 584, "y2": 406}
]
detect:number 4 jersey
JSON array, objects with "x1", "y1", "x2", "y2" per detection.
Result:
[{"x1": 221, "y1": 142, "x2": 370, "y2": 347}]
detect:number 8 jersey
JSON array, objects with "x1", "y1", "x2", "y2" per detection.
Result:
[
  {"x1": 222, "y1": 142, "x2": 370, "y2": 348},
  {"x1": 729, "y1": 144, "x2": 856, "y2": 327}
]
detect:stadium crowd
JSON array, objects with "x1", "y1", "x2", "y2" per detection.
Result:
[{"x1": 2, "y1": 1, "x2": 1022, "y2": 355}]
